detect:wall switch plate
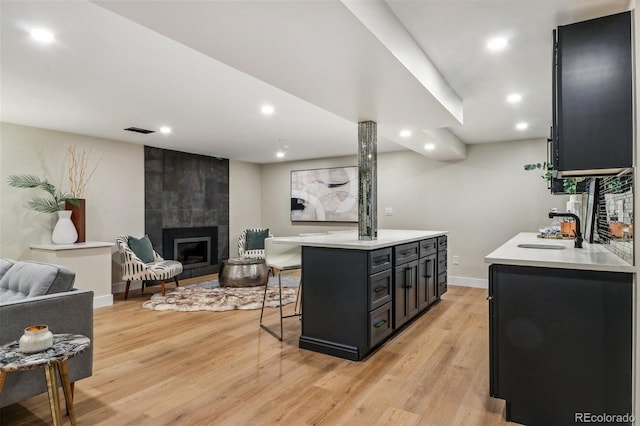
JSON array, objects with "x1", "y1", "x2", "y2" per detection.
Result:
[
  {"x1": 384, "y1": 207, "x2": 393, "y2": 216},
  {"x1": 452, "y1": 255, "x2": 459, "y2": 265}
]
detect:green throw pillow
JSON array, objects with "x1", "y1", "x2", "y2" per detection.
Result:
[
  {"x1": 246, "y1": 229, "x2": 269, "y2": 251},
  {"x1": 128, "y1": 235, "x2": 155, "y2": 263}
]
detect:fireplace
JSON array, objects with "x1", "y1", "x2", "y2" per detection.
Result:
[
  {"x1": 174, "y1": 237, "x2": 210, "y2": 269},
  {"x1": 162, "y1": 227, "x2": 218, "y2": 273}
]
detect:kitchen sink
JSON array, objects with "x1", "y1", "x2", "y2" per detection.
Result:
[{"x1": 517, "y1": 243, "x2": 565, "y2": 250}]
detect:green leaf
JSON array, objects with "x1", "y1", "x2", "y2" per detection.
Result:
[
  {"x1": 7, "y1": 174, "x2": 43, "y2": 189},
  {"x1": 28, "y1": 196, "x2": 62, "y2": 213}
]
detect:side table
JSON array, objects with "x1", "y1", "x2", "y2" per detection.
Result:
[
  {"x1": 219, "y1": 257, "x2": 269, "y2": 287},
  {"x1": 0, "y1": 334, "x2": 90, "y2": 426}
]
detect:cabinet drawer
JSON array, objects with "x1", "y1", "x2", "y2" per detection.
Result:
[
  {"x1": 394, "y1": 242, "x2": 419, "y2": 266},
  {"x1": 419, "y1": 238, "x2": 438, "y2": 258},
  {"x1": 438, "y1": 249, "x2": 447, "y2": 272},
  {"x1": 369, "y1": 269, "x2": 392, "y2": 311},
  {"x1": 438, "y1": 272, "x2": 447, "y2": 296},
  {"x1": 369, "y1": 302, "x2": 393, "y2": 348},
  {"x1": 369, "y1": 248, "x2": 392, "y2": 274},
  {"x1": 438, "y1": 236, "x2": 447, "y2": 250}
]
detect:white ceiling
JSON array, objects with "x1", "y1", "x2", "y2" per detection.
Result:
[{"x1": 0, "y1": 0, "x2": 627, "y2": 164}]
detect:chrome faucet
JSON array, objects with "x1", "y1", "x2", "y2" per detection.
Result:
[{"x1": 549, "y1": 211, "x2": 583, "y2": 248}]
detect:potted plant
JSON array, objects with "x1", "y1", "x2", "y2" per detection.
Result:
[
  {"x1": 7, "y1": 175, "x2": 80, "y2": 244},
  {"x1": 523, "y1": 162, "x2": 586, "y2": 194}
]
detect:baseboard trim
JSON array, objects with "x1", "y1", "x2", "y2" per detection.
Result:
[
  {"x1": 448, "y1": 276, "x2": 488, "y2": 289},
  {"x1": 111, "y1": 281, "x2": 142, "y2": 294},
  {"x1": 94, "y1": 294, "x2": 113, "y2": 308}
]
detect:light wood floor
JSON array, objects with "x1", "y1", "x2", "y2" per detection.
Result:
[{"x1": 1, "y1": 275, "x2": 515, "y2": 425}]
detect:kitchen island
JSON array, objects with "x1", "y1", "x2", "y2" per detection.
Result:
[
  {"x1": 272, "y1": 229, "x2": 447, "y2": 361},
  {"x1": 485, "y1": 233, "x2": 633, "y2": 425}
]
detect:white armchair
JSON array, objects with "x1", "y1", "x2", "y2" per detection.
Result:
[{"x1": 116, "y1": 236, "x2": 183, "y2": 300}]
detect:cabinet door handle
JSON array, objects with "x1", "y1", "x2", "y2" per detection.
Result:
[
  {"x1": 405, "y1": 267, "x2": 413, "y2": 288},
  {"x1": 374, "y1": 286, "x2": 386, "y2": 293},
  {"x1": 373, "y1": 319, "x2": 388, "y2": 328}
]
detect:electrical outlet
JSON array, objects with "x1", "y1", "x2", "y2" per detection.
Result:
[
  {"x1": 384, "y1": 207, "x2": 393, "y2": 216},
  {"x1": 452, "y1": 255, "x2": 460, "y2": 265}
]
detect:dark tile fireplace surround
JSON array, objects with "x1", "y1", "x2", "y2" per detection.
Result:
[{"x1": 144, "y1": 146, "x2": 229, "y2": 279}]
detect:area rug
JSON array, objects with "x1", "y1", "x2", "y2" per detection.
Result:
[{"x1": 142, "y1": 276, "x2": 300, "y2": 312}]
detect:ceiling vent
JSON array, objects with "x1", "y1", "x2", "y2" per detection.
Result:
[{"x1": 124, "y1": 126, "x2": 155, "y2": 134}]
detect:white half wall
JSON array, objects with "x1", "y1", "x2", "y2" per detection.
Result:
[
  {"x1": 0, "y1": 122, "x2": 145, "y2": 304},
  {"x1": 260, "y1": 138, "x2": 567, "y2": 280}
]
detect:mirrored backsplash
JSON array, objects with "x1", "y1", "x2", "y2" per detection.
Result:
[{"x1": 592, "y1": 172, "x2": 633, "y2": 264}]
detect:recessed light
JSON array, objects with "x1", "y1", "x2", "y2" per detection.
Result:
[
  {"x1": 507, "y1": 93, "x2": 522, "y2": 103},
  {"x1": 276, "y1": 151, "x2": 285, "y2": 158},
  {"x1": 424, "y1": 143, "x2": 435, "y2": 151},
  {"x1": 30, "y1": 28, "x2": 54, "y2": 44},
  {"x1": 487, "y1": 37, "x2": 507, "y2": 51},
  {"x1": 400, "y1": 130, "x2": 411, "y2": 138},
  {"x1": 159, "y1": 126, "x2": 172, "y2": 134},
  {"x1": 516, "y1": 122, "x2": 528, "y2": 130},
  {"x1": 261, "y1": 105, "x2": 275, "y2": 115}
]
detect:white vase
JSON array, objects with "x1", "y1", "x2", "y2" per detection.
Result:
[
  {"x1": 52, "y1": 210, "x2": 78, "y2": 244},
  {"x1": 19, "y1": 325, "x2": 54, "y2": 353}
]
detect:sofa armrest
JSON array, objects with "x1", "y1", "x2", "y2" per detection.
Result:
[{"x1": 0, "y1": 288, "x2": 94, "y2": 408}]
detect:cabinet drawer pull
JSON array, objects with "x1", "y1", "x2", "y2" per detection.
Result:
[
  {"x1": 400, "y1": 250, "x2": 413, "y2": 256},
  {"x1": 425, "y1": 274, "x2": 431, "y2": 279},
  {"x1": 374, "y1": 286, "x2": 387, "y2": 293},
  {"x1": 373, "y1": 257, "x2": 388, "y2": 265},
  {"x1": 373, "y1": 319, "x2": 388, "y2": 328}
]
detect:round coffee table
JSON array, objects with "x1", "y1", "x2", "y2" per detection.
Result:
[
  {"x1": 0, "y1": 334, "x2": 90, "y2": 426},
  {"x1": 219, "y1": 257, "x2": 269, "y2": 287}
]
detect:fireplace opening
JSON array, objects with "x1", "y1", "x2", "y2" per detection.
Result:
[
  {"x1": 175, "y1": 237, "x2": 210, "y2": 269},
  {"x1": 162, "y1": 226, "x2": 218, "y2": 272}
]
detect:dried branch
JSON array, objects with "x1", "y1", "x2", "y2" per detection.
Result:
[{"x1": 66, "y1": 144, "x2": 103, "y2": 198}]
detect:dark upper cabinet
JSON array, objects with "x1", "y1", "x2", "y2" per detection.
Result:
[{"x1": 552, "y1": 11, "x2": 632, "y2": 176}]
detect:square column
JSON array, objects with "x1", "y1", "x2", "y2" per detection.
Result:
[{"x1": 358, "y1": 121, "x2": 377, "y2": 240}]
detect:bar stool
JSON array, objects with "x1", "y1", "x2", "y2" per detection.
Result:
[{"x1": 259, "y1": 238, "x2": 302, "y2": 340}]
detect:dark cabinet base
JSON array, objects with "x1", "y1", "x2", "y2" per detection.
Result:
[
  {"x1": 489, "y1": 264, "x2": 632, "y2": 425},
  {"x1": 300, "y1": 237, "x2": 446, "y2": 362}
]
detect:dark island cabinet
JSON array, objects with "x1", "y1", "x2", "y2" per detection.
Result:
[
  {"x1": 552, "y1": 11, "x2": 632, "y2": 175},
  {"x1": 437, "y1": 236, "x2": 447, "y2": 296},
  {"x1": 393, "y1": 242, "x2": 420, "y2": 328},
  {"x1": 489, "y1": 264, "x2": 632, "y2": 425},
  {"x1": 300, "y1": 235, "x2": 447, "y2": 361},
  {"x1": 417, "y1": 253, "x2": 437, "y2": 310}
]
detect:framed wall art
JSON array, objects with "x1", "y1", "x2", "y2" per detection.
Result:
[{"x1": 290, "y1": 166, "x2": 358, "y2": 222}]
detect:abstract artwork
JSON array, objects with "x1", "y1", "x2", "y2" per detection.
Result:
[{"x1": 290, "y1": 166, "x2": 358, "y2": 222}]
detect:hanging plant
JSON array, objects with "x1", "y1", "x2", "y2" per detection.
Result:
[
  {"x1": 523, "y1": 162, "x2": 585, "y2": 194},
  {"x1": 7, "y1": 175, "x2": 80, "y2": 213}
]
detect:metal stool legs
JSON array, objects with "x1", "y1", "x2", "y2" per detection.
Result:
[{"x1": 259, "y1": 270, "x2": 302, "y2": 341}]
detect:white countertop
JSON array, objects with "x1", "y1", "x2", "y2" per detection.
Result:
[
  {"x1": 485, "y1": 232, "x2": 634, "y2": 273},
  {"x1": 271, "y1": 229, "x2": 447, "y2": 250},
  {"x1": 30, "y1": 241, "x2": 115, "y2": 251}
]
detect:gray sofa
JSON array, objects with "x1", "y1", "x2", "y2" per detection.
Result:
[{"x1": 0, "y1": 258, "x2": 94, "y2": 408}]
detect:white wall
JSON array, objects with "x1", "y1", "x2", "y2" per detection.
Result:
[
  {"x1": 0, "y1": 122, "x2": 145, "y2": 292},
  {"x1": 260, "y1": 138, "x2": 567, "y2": 281},
  {"x1": 229, "y1": 160, "x2": 262, "y2": 257}
]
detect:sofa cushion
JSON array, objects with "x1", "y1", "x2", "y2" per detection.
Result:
[
  {"x1": 246, "y1": 228, "x2": 269, "y2": 250},
  {"x1": 128, "y1": 235, "x2": 155, "y2": 263},
  {"x1": 0, "y1": 258, "x2": 15, "y2": 282},
  {"x1": 0, "y1": 261, "x2": 76, "y2": 303}
]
